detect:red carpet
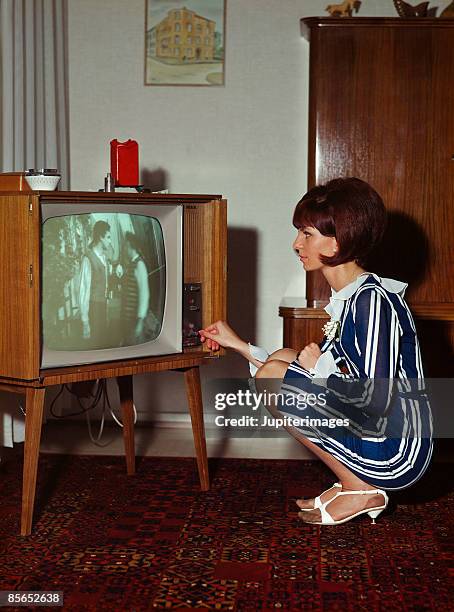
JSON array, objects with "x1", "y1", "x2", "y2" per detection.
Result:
[{"x1": 0, "y1": 454, "x2": 452, "y2": 610}]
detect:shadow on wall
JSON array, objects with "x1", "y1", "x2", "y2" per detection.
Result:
[
  {"x1": 140, "y1": 167, "x2": 168, "y2": 192},
  {"x1": 367, "y1": 211, "x2": 429, "y2": 294},
  {"x1": 204, "y1": 226, "x2": 258, "y2": 378},
  {"x1": 368, "y1": 210, "x2": 454, "y2": 377}
]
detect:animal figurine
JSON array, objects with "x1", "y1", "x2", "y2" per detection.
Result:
[
  {"x1": 392, "y1": 0, "x2": 430, "y2": 17},
  {"x1": 325, "y1": 0, "x2": 361, "y2": 17},
  {"x1": 441, "y1": 1, "x2": 454, "y2": 17}
]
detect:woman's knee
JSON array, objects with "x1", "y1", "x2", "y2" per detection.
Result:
[
  {"x1": 256, "y1": 359, "x2": 288, "y2": 379},
  {"x1": 268, "y1": 348, "x2": 298, "y2": 363}
]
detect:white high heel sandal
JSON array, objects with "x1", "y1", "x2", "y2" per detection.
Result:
[
  {"x1": 296, "y1": 482, "x2": 342, "y2": 512},
  {"x1": 303, "y1": 488, "x2": 389, "y2": 525}
]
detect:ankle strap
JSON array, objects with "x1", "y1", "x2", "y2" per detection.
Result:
[{"x1": 338, "y1": 489, "x2": 388, "y2": 499}]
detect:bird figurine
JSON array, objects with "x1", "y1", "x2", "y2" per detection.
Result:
[
  {"x1": 393, "y1": 0, "x2": 430, "y2": 17},
  {"x1": 325, "y1": 0, "x2": 362, "y2": 17},
  {"x1": 440, "y1": 1, "x2": 454, "y2": 17}
]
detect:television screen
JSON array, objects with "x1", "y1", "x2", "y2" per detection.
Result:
[{"x1": 42, "y1": 212, "x2": 166, "y2": 351}]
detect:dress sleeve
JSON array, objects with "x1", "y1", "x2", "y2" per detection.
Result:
[
  {"x1": 352, "y1": 287, "x2": 401, "y2": 378},
  {"x1": 248, "y1": 343, "x2": 270, "y2": 377},
  {"x1": 318, "y1": 288, "x2": 402, "y2": 418},
  {"x1": 310, "y1": 349, "x2": 340, "y2": 378}
]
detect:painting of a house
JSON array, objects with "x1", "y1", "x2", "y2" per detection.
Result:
[{"x1": 145, "y1": 1, "x2": 225, "y2": 86}]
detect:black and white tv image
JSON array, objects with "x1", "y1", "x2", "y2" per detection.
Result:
[{"x1": 40, "y1": 203, "x2": 182, "y2": 368}]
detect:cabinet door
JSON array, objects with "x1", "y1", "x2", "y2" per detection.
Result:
[
  {"x1": 428, "y1": 30, "x2": 454, "y2": 304},
  {"x1": 307, "y1": 23, "x2": 454, "y2": 306},
  {"x1": 0, "y1": 195, "x2": 40, "y2": 379}
]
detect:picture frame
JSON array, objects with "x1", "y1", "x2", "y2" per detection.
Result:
[{"x1": 145, "y1": 0, "x2": 226, "y2": 86}]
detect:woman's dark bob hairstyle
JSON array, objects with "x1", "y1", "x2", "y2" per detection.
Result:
[{"x1": 293, "y1": 177, "x2": 387, "y2": 267}]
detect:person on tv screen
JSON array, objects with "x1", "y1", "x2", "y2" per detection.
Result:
[
  {"x1": 79, "y1": 220, "x2": 112, "y2": 346},
  {"x1": 198, "y1": 177, "x2": 433, "y2": 527},
  {"x1": 119, "y1": 232, "x2": 151, "y2": 345}
]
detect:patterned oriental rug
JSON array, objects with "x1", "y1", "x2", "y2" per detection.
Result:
[{"x1": 0, "y1": 455, "x2": 452, "y2": 611}]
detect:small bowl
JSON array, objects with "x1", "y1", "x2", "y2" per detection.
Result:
[{"x1": 25, "y1": 174, "x2": 61, "y2": 191}]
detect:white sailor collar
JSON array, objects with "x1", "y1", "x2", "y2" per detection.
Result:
[{"x1": 324, "y1": 273, "x2": 408, "y2": 319}]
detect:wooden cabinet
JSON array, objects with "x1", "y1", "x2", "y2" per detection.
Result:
[{"x1": 281, "y1": 18, "x2": 454, "y2": 376}]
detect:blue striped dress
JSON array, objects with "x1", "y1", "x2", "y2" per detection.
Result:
[{"x1": 280, "y1": 273, "x2": 433, "y2": 490}]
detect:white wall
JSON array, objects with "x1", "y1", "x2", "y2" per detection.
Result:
[
  {"x1": 68, "y1": 0, "x2": 311, "y2": 357},
  {"x1": 68, "y1": 0, "x2": 311, "y2": 426},
  {"x1": 67, "y1": 0, "x2": 452, "y2": 426}
]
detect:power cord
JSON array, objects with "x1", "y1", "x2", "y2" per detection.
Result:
[
  {"x1": 84, "y1": 381, "x2": 109, "y2": 446},
  {"x1": 48, "y1": 380, "x2": 137, "y2": 446},
  {"x1": 49, "y1": 381, "x2": 104, "y2": 418},
  {"x1": 106, "y1": 385, "x2": 138, "y2": 428}
]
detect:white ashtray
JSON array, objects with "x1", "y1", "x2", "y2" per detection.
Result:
[{"x1": 25, "y1": 173, "x2": 61, "y2": 191}]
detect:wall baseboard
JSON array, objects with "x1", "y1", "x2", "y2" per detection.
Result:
[{"x1": 39, "y1": 420, "x2": 315, "y2": 460}]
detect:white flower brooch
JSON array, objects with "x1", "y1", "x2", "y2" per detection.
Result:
[{"x1": 322, "y1": 319, "x2": 341, "y2": 342}]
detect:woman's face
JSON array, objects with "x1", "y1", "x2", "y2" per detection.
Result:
[{"x1": 293, "y1": 226, "x2": 338, "y2": 271}]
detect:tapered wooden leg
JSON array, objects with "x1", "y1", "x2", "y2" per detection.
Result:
[
  {"x1": 21, "y1": 387, "x2": 46, "y2": 536},
  {"x1": 184, "y1": 366, "x2": 209, "y2": 491},
  {"x1": 117, "y1": 375, "x2": 135, "y2": 475}
]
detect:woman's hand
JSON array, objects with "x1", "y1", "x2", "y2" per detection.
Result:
[
  {"x1": 198, "y1": 321, "x2": 245, "y2": 352},
  {"x1": 297, "y1": 342, "x2": 322, "y2": 370}
]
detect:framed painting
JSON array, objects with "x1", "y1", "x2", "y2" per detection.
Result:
[{"x1": 145, "y1": 0, "x2": 226, "y2": 86}]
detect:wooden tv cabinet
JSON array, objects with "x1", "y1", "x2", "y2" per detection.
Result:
[{"x1": 0, "y1": 191, "x2": 227, "y2": 535}]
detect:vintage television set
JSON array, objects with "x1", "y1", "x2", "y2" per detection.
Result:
[
  {"x1": 0, "y1": 190, "x2": 226, "y2": 535},
  {"x1": 0, "y1": 191, "x2": 227, "y2": 381}
]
